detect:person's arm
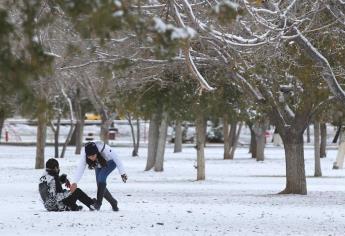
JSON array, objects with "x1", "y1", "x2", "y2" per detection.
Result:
[
  {"x1": 70, "y1": 153, "x2": 87, "y2": 191},
  {"x1": 47, "y1": 178, "x2": 57, "y2": 200},
  {"x1": 104, "y1": 145, "x2": 126, "y2": 175}
]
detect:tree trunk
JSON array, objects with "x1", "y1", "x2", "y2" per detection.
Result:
[
  {"x1": 145, "y1": 112, "x2": 160, "y2": 171},
  {"x1": 128, "y1": 114, "x2": 138, "y2": 157},
  {"x1": 100, "y1": 108, "x2": 111, "y2": 144},
  {"x1": 0, "y1": 110, "x2": 5, "y2": 143},
  {"x1": 72, "y1": 89, "x2": 84, "y2": 154},
  {"x1": 223, "y1": 115, "x2": 231, "y2": 159},
  {"x1": 154, "y1": 111, "x2": 168, "y2": 171},
  {"x1": 280, "y1": 131, "x2": 307, "y2": 195},
  {"x1": 74, "y1": 117, "x2": 84, "y2": 155},
  {"x1": 224, "y1": 120, "x2": 237, "y2": 160},
  {"x1": 256, "y1": 132, "x2": 265, "y2": 161},
  {"x1": 333, "y1": 126, "x2": 341, "y2": 143},
  {"x1": 314, "y1": 122, "x2": 322, "y2": 177},
  {"x1": 54, "y1": 113, "x2": 61, "y2": 158},
  {"x1": 253, "y1": 121, "x2": 266, "y2": 161},
  {"x1": 229, "y1": 122, "x2": 242, "y2": 159},
  {"x1": 35, "y1": 112, "x2": 47, "y2": 169},
  {"x1": 196, "y1": 112, "x2": 206, "y2": 180},
  {"x1": 60, "y1": 121, "x2": 75, "y2": 158},
  {"x1": 134, "y1": 118, "x2": 140, "y2": 156},
  {"x1": 249, "y1": 124, "x2": 257, "y2": 158},
  {"x1": 306, "y1": 125, "x2": 310, "y2": 143},
  {"x1": 174, "y1": 120, "x2": 183, "y2": 153},
  {"x1": 320, "y1": 123, "x2": 327, "y2": 158},
  {"x1": 100, "y1": 119, "x2": 109, "y2": 144}
]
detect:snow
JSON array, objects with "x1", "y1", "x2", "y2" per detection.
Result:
[
  {"x1": 153, "y1": 17, "x2": 196, "y2": 40},
  {"x1": 214, "y1": 0, "x2": 240, "y2": 14},
  {"x1": 32, "y1": 36, "x2": 39, "y2": 43},
  {"x1": 113, "y1": 0, "x2": 122, "y2": 7},
  {"x1": 1, "y1": 144, "x2": 345, "y2": 236},
  {"x1": 44, "y1": 52, "x2": 61, "y2": 58},
  {"x1": 113, "y1": 10, "x2": 124, "y2": 17}
]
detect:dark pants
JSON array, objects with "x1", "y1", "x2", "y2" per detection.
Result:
[
  {"x1": 62, "y1": 188, "x2": 94, "y2": 211},
  {"x1": 94, "y1": 160, "x2": 118, "y2": 210},
  {"x1": 95, "y1": 160, "x2": 116, "y2": 184}
]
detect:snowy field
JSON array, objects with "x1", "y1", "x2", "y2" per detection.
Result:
[{"x1": 1, "y1": 145, "x2": 345, "y2": 236}]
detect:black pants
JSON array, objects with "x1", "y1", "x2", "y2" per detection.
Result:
[{"x1": 62, "y1": 188, "x2": 94, "y2": 211}]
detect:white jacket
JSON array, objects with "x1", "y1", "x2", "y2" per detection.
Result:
[{"x1": 72, "y1": 141, "x2": 126, "y2": 183}]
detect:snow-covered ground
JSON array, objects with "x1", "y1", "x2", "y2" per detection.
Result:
[{"x1": 1, "y1": 145, "x2": 345, "y2": 236}]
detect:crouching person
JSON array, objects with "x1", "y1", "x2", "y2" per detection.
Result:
[{"x1": 39, "y1": 158, "x2": 95, "y2": 211}]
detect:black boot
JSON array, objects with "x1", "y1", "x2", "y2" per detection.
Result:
[
  {"x1": 104, "y1": 188, "x2": 119, "y2": 211},
  {"x1": 94, "y1": 183, "x2": 107, "y2": 210}
]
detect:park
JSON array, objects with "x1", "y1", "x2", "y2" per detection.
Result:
[{"x1": 1, "y1": 1, "x2": 345, "y2": 235}]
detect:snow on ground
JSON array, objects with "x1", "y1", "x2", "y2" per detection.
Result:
[{"x1": 0, "y1": 144, "x2": 345, "y2": 236}]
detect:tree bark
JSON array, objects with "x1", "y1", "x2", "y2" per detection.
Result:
[
  {"x1": 333, "y1": 126, "x2": 341, "y2": 143},
  {"x1": 196, "y1": 112, "x2": 206, "y2": 180},
  {"x1": 154, "y1": 111, "x2": 168, "y2": 171},
  {"x1": 100, "y1": 108, "x2": 110, "y2": 144},
  {"x1": 253, "y1": 121, "x2": 266, "y2": 161},
  {"x1": 72, "y1": 89, "x2": 84, "y2": 154},
  {"x1": 249, "y1": 124, "x2": 257, "y2": 159},
  {"x1": 134, "y1": 118, "x2": 140, "y2": 156},
  {"x1": 320, "y1": 123, "x2": 327, "y2": 158},
  {"x1": 0, "y1": 110, "x2": 5, "y2": 143},
  {"x1": 35, "y1": 112, "x2": 47, "y2": 169},
  {"x1": 60, "y1": 121, "x2": 75, "y2": 158},
  {"x1": 145, "y1": 111, "x2": 160, "y2": 171},
  {"x1": 280, "y1": 131, "x2": 307, "y2": 194},
  {"x1": 256, "y1": 132, "x2": 265, "y2": 162},
  {"x1": 224, "y1": 120, "x2": 237, "y2": 160},
  {"x1": 54, "y1": 113, "x2": 61, "y2": 158},
  {"x1": 306, "y1": 125, "x2": 311, "y2": 143},
  {"x1": 74, "y1": 117, "x2": 84, "y2": 155},
  {"x1": 229, "y1": 122, "x2": 242, "y2": 159},
  {"x1": 174, "y1": 120, "x2": 183, "y2": 153},
  {"x1": 128, "y1": 114, "x2": 138, "y2": 157},
  {"x1": 223, "y1": 114, "x2": 231, "y2": 159},
  {"x1": 314, "y1": 122, "x2": 322, "y2": 177}
]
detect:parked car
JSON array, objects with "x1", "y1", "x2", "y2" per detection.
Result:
[
  {"x1": 84, "y1": 113, "x2": 101, "y2": 120},
  {"x1": 206, "y1": 126, "x2": 224, "y2": 143},
  {"x1": 170, "y1": 125, "x2": 195, "y2": 143}
]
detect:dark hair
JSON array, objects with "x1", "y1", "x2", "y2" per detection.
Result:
[
  {"x1": 85, "y1": 142, "x2": 98, "y2": 156},
  {"x1": 45, "y1": 158, "x2": 60, "y2": 175},
  {"x1": 86, "y1": 153, "x2": 107, "y2": 169},
  {"x1": 46, "y1": 158, "x2": 59, "y2": 169}
]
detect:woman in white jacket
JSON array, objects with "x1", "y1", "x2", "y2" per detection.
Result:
[{"x1": 70, "y1": 141, "x2": 128, "y2": 211}]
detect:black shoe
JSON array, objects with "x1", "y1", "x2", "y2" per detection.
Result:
[
  {"x1": 89, "y1": 205, "x2": 96, "y2": 211},
  {"x1": 104, "y1": 188, "x2": 119, "y2": 211},
  {"x1": 92, "y1": 202, "x2": 101, "y2": 211},
  {"x1": 88, "y1": 198, "x2": 97, "y2": 211},
  {"x1": 112, "y1": 202, "x2": 119, "y2": 211},
  {"x1": 111, "y1": 199, "x2": 119, "y2": 211},
  {"x1": 71, "y1": 205, "x2": 83, "y2": 211}
]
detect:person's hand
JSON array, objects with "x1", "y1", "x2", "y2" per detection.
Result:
[
  {"x1": 121, "y1": 174, "x2": 128, "y2": 183},
  {"x1": 59, "y1": 174, "x2": 68, "y2": 183},
  {"x1": 59, "y1": 174, "x2": 71, "y2": 188},
  {"x1": 70, "y1": 183, "x2": 77, "y2": 192},
  {"x1": 65, "y1": 179, "x2": 71, "y2": 188}
]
